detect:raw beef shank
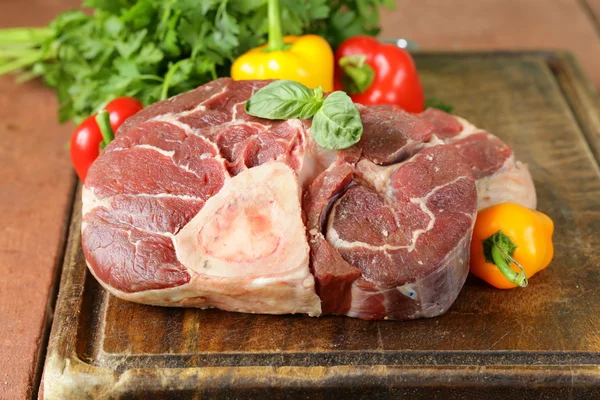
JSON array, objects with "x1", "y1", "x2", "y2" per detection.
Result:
[{"x1": 81, "y1": 78, "x2": 536, "y2": 320}]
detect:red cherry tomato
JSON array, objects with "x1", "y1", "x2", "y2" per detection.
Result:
[
  {"x1": 104, "y1": 97, "x2": 144, "y2": 133},
  {"x1": 70, "y1": 115, "x2": 103, "y2": 182},
  {"x1": 70, "y1": 97, "x2": 144, "y2": 181}
]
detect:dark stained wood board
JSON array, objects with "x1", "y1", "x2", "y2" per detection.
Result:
[{"x1": 41, "y1": 52, "x2": 600, "y2": 399}]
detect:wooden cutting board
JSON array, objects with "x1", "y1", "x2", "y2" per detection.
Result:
[{"x1": 41, "y1": 52, "x2": 600, "y2": 399}]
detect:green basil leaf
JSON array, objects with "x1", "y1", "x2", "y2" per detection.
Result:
[
  {"x1": 425, "y1": 98, "x2": 454, "y2": 113},
  {"x1": 245, "y1": 80, "x2": 324, "y2": 120},
  {"x1": 311, "y1": 91, "x2": 363, "y2": 150}
]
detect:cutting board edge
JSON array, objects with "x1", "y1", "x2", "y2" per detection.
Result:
[
  {"x1": 41, "y1": 361, "x2": 600, "y2": 399},
  {"x1": 547, "y1": 51, "x2": 600, "y2": 168}
]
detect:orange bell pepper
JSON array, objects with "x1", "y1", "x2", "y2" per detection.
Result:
[{"x1": 470, "y1": 203, "x2": 554, "y2": 289}]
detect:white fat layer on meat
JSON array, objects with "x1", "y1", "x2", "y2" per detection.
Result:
[
  {"x1": 149, "y1": 82, "x2": 229, "y2": 123},
  {"x1": 448, "y1": 116, "x2": 479, "y2": 141},
  {"x1": 135, "y1": 144, "x2": 175, "y2": 157},
  {"x1": 406, "y1": 197, "x2": 437, "y2": 252},
  {"x1": 129, "y1": 193, "x2": 206, "y2": 201},
  {"x1": 81, "y1": 186, "x2": 112, "y2": 218},
  {"x1": 173, "y1": 161, "x2": 321, "y2": 316},
  {"x1": 149, "y1": 81, "x2": 272, "y2": 129},
  {"x1": 476, "y1": 155, "x2": 537, "y2": 210},
  {"x1": 146, "y1": 117, "x2": 224, "y2": 157},
  {"x1": 116, "y1": 122, "x2": 227, "y2": 178},
  {"x1": 177, "y1": 162, "x2": 199, "y2": 176},
  {"x1": 355, "y1": 159, "x2": 397, "y2": 193},
  {"x1": 84, "y1": 260, "x2": 184, "y2": 303},
  {"x1": 90, "y1": 268, "x2": 321, "y2": 316},
  {"x1": 151, "y1": 117, "x2": 196, "y2": 133},
  {"x1": 230, "y1": 100, "x2": 246, "y2": 121},
  {"x1": 111, "y1": 116, "x2": 225, "y2": 165},
  {"x1": 83, "y1": 188, "x2": 207, "y2": 215},
  {"x1": 314, "y1": 140, "x2": 338, "y2": 168},
  {"x1": 326, "y1": 175, "x2": 469, "y2": 253},
  {"x1": 297, "y1": 129, "x2": 335, "y2": 190},
  {"x1": 427, "y1": 135, "x2": 445, "y2": 146},
  {"x1": 438, "y1": 114, "x2": 502, "y2": 147}
]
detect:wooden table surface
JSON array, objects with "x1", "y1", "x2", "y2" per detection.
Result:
[{"x1": 1, "y1": 1, "x2": 600, "y2": 398}]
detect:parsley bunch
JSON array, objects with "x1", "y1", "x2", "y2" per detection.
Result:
[{"x1": 0, "y1": 0, "x2": 393, "y2": 125}]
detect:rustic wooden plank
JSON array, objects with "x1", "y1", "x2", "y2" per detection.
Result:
[
  {"x1": 0, "y1": 2, "x2": 80, "y2": 399},
  {"x1": 41, "y1": 52, "x2": 600, "y2": 399},
  {"x1": 0, "y1": 78, "x2": 75, "y2": 397},
  {"x1": 548, "y1": 52, "x2": 600, "y2": 168},
  {"x1": 381, "y1": 0, "x2": 600, "y2": 88},
  {"x1": 0, "y1": 25, "x2": 70, "y2": 400}
]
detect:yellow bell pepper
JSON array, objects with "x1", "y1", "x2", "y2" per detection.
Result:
[
  {"x1": 470, "y1": 203, "x2": 554, "y2": 289},
  {"x1": 230, "y1": 0, "x2": 333, "y2": 92}
]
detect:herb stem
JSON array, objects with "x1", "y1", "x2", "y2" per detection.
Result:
[
  {"x1": 160, "y1": 59, "x2": 185, "y2": 100},
  {"x1": 0, "y1": 27, "x2": 52, "y2": 44},
  {"x1": 15, "y1": 70, "x2": 41, "y2": 83},
  {"x1": 139, "y1": 74, "x2": 165, "y2": 82},
  {"x1": 0, "y1": 42, "x2": 40, "y2": 50},
  {"x1": 0, "y1": 52, "x2": 41, "y2": 75},
  {"x1": 0, "y1": 47, "x2": 40, "y2": 59}
]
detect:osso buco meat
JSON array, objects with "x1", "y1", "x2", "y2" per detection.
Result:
[{"x1": 81, "y1": 78, "x2": 536, "y2": 320}]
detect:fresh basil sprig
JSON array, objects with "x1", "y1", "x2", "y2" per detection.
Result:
[{"x1": 245, "y1": 80, "x2": 363, "y2": 150}]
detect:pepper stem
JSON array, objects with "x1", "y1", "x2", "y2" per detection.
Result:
[
  {"x1": 339, "y1": 55, "x2": 375, "y2": 94},
  {"x1": 95, "y1": 110, "x2": 114, "y2": 150},
  {"x1": 265, "y1": 0, "x2": 290, "y2": 52},
  {"x1": 483, "y1": 230, "x2": 528, "y2": 287}
]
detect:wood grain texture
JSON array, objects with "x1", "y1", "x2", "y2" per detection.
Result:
[
  {"x1": 0, "y1": 1, "x2": 80, "y2": 399},
  {"x1": 0, "y1": 78, "x2": 74, "y2": 397},
  {"x1": 381, "y1": 0, "x2": 600, "y2": 88},
  {"x1": 41, "y1": 52, "x2": 600, "y2": 399},
  {"x1": 548, "y1": 52, "x2": 600, "y2": 175}
]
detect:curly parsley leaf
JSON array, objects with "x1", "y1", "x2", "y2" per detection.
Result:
[{"x1": 0, "y1": 0, "x2": 393, "y2": 125}]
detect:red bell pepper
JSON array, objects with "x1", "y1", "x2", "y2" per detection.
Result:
[{"x1": 333, "y1": 36, "x2": 425, "y2": 113}]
